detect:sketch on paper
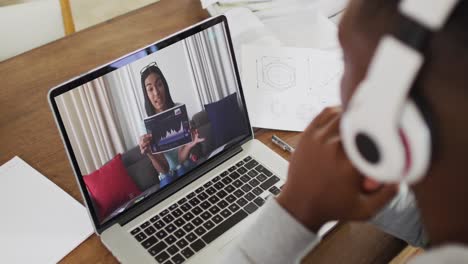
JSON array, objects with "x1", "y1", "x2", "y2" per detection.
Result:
[
  {"x1": 257, "y1": 56, "x2": 296, "y2": 91},
  {"x1": 307, "y1": 57, "x2": 343, "y2": 96},
  {"x1": 242, "y1": 45, "x2": 343, "y2": 131}
]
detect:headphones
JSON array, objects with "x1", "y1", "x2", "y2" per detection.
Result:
[{"x1": 341, "y1": 0, "x2": 460, "y2": 184}]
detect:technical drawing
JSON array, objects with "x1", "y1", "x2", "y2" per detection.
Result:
[
  {"x1": 307, "y1": 57, "x2": 343, "y2": 96},
  {"x1": 257, "y1": 56, "x2": 296, "y2": 92}
]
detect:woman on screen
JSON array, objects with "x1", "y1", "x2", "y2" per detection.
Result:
[{"x1": 138, "y1": 63, "x2": 204, "y2": 187}]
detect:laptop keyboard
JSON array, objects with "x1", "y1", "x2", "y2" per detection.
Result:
[{"x1": 129, "y1": 156, "x2": 284, "y2": 264}]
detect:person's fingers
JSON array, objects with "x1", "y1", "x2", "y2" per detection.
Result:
[
  {"x1": 142, "y1": 135, "x2": 152, "y2": 145},
  {"x1": 142, "y1": 144, "x2": 150, "y2": 154},
  {"x1": 339, "y1": 142, "x2": 384, "y2": 194},
  {"x1": 140, "y1": 135, "x2": 153, "y2": 154},
  {"x1": 309, "y1": 107, "x2": 333, "y2": 128},
  {"x1": 357, "y1": 184, "x2": 398, "y2": 217},
  {"x1": 301, "y1": 107, "x2": 340, "y2": 140},
  {"x1": 339, "y1": 157, "x2": 365, "y2": 188},
  {"x1": 320, "y1": 114, "x2": 341, "y2": 140},
  {"x1": 311, "y1": 107, "x2": 335, "y2": 127},
  {"x1": 313, "y1": 106, "x2": 342, "y2": 128},
  {"x1": 140, "y1": 136, "x2": 147, "y2": 146}
]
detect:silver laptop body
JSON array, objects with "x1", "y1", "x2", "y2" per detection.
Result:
[{"x1": 49, "y1": 16, "x2": 288, "y2": 264}]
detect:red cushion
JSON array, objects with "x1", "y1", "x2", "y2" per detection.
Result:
[{"x1": 84, "y1": 154, "x2": 141, "y2": 221}]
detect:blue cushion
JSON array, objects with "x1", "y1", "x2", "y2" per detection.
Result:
[{"x1": 204, "y1": 93, "x2": 248, "y2": 148}]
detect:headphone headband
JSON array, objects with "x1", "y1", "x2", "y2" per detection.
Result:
[
  {"x1": 400, "y1": 0, "x2": 460, "y2": 30},
  {"x1": 349, "y1": 36, "x2": 423, "y2": 117}
]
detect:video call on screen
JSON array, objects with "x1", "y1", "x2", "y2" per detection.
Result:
[{"x1": 55, "y1": 21, "x2": 249, "y2": 223}]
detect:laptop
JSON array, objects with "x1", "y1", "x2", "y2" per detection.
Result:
[{"x1": 48, "y1": 15, "x2": 288, "y2": 264}]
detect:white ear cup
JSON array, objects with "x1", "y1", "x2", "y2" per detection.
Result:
[
  {"x1": 398, "y1": 100, "x2": 431, "y2": 183},
  {"x1": 341, "y1": 99, "x2": 431, "y2": 184},
  {"x1": 340, "y1": 35, "x2": 432, "y2": 184},
  {"x1": 341, "y1": 101, "x2": 406, "y2": 183}
]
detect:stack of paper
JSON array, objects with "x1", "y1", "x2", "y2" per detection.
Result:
[
  {"x1": 225, "y1": 7, "x2": 281, "y2": 72},
  {"x1": 0, "y1": 157, "x2": 93, "y2": 263},
  {"x1": 203, "y1": 1, "x2": 347, "y2": 131},
  {"x1": 203, "y1": 0, "x2": 349, "y2": 19}
]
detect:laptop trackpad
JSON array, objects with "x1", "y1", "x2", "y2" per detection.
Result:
[{"x1": 218, "y1": 234, "x2": 239, "y2": 253}]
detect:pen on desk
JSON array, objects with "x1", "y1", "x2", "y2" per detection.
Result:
[{"x1": 271, "y1": 135, "x2": 295, "y2": 153}]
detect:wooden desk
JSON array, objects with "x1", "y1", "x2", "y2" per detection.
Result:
[{"x1": 0, "y1": 0, "x2": 406, "y2": 262}]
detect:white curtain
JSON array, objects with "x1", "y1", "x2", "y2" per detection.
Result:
[
  {"x1": 56, "y1": 78, "x2": 125, "y2": 175},
  {"x1": 104, "y1": 66, "x2": 146, "y2": 148},
  {"x1": 184, "y1": 24, "x2": 239, "y2": 106}
]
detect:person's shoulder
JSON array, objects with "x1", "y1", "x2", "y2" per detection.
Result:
[{"x1": 409, "y1": 244, "x2": 468, "y2": 264}]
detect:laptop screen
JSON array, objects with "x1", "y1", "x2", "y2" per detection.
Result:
[{"x1": 50, "y1": 17, "x2": 251, "y2": 228}]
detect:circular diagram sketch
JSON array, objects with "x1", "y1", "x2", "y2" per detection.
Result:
[{"x1": 257, "y1": 56, "x2": 296, "y2": 91}]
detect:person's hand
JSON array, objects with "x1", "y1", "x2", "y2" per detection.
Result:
[
  {"x1": 190, "y1": 129, "x2": 205, "y2": 146},
  {"x1": 277, "y1": 106, "x2": 398, "y2": 232},
  {"x1": 139, "y1": 134, "x2": 153, "y2": 155}
]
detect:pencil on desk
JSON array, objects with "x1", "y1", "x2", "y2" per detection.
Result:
[{"x1": 271, "y1": 135, "x2": 295, "y2": 153}]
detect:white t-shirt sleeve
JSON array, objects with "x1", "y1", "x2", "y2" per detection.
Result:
[{"x1": 222, "y1": 198, "x2": 321, "y2": 264}]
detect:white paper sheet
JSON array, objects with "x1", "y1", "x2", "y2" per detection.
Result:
[
  {"x1": 201, "y1": 0, "x2": 220, "y2": 9},
  {"x1": 219, "y1": 0, "x2": 271, "y2": 3},
  {"x1": 0, "y1": 157, "x2": 93, "y2": 264},
  {"x1": 317, "y1": 0, "x2": 349, "y2": 17},
  {"x1": 205, "y1": 0, "x2": 344, "y2": 52},
  {"x1": 260, "y1": 8, "x2": 340, "y2": 50},
  {"x1": 242, "y1": 45, "x2": 343, "y2": 131},
  {"x1": 225, "y1": 7, "x2": 281, "y2": 71}
]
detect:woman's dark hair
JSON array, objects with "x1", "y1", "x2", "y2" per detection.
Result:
[{"x1": 140, "y1": 65, "x2": 175, "y2": 116}]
